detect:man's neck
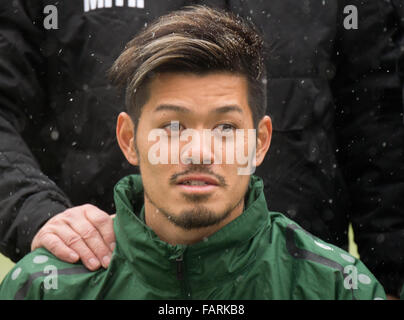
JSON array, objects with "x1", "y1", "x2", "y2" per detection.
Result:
[{"x1": 143, "y1": 199, "x2": 245, "y2": 245}]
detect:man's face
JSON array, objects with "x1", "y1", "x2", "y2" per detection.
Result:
[{"x1": 118, "y1": 72, "x2": 271, "y2": 232}]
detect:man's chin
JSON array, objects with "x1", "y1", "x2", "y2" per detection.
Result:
[
  {"x1": 144, "y1": 187, "x2": 244, "y2": 230},
  {"x1": 164, "y1": 206, "x2": 232, "y2": 230},
  {"x1": 180, "y1": 192, "x2": 214, "y2": 203}
]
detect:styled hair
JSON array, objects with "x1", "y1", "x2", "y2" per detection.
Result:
[{"x1": 109, "y1": 5, "x2": 267, "y2": 129}]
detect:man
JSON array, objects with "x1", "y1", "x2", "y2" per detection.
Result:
[
  {"x1": 0, "y1": 6, "x2": 386, "y2": 300},
  {"x1": 1, "y1": 0, "x2": 403, "y2": 299}
]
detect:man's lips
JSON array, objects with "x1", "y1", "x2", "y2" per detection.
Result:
[
  {"x1": 175, "y1": 175, "x2": 220, "y2": 193},
  {"x1": 176, "y1": 175, "x2": 219, "y2": 186}
]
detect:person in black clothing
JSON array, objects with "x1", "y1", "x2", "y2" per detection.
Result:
[{"x1": 0, "y1": 0, "x2": 403, "y2": 298}]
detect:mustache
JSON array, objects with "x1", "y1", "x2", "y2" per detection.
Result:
[{"x1": 169, "y1": 166, "x2": 227, "y2": 187}]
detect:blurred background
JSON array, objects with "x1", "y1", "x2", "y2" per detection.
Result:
[{"x1": 0, "y1": 254, "x2": 14, "y2": 282}]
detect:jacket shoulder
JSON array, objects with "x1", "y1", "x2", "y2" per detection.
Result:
[
  {"x1": 267, "y1": 212, "x2": 386, "y2": 300},
  {"x1": 0, "y1": 248, "x2": 98, "y2": 300}
]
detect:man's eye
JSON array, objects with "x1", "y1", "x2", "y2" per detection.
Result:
[
  {"x1": 162, "y1": 121, "x2": 183, "y2": 132},
  {"x1": 215, "y1": 123, "x2": 236, "y2": 132}
]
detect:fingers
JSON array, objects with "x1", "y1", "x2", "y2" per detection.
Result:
[
  {"x1": 63, "y1": 217, "x2": 108, "y2": 270},
  {"x1": 47, "y1": 222, "x2": 103, "y2": 270},
  {"x1": 31, "y1": 204, "x2": 116, "y2": 271},
  {"x1": 84, "y1": 208, "x2": 116, "y2": 252},
  {"x1": 65, "y1": 207, "x2": 114, "y2": 269},
  {"x1": 31, "y1": 230, "x2": 79, "y2": 263}
]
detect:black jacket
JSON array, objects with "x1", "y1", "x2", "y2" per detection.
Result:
[{"x1": 0, "y1": 0, "x2": 403, "y2": 295}]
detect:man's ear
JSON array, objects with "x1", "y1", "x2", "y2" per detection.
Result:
[
  {"x1": 116, "y1": 112, "x2": 139, "y2": 166},
  {"x1": 255, "y1": 116, "x2": 272, "y2": 167}
]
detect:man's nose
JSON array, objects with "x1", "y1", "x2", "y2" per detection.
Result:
[{"x1": 180, "y1": 129, "x2": 215, "y2": 165}]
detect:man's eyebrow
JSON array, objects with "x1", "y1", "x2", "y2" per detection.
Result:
[
  {"x1": 154, "y1": 105, "x2": 191, "y2": 113},
  {"x1": 214, "y1": 105, "x2": 243, "y2": 114},
  {"x1": 154, "y1": 104, "x2": 243, "y2": 114}
]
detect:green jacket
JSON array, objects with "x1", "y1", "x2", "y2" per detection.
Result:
[{"x1": 0, "y1": 175, "x2": 386, "y2": 299}]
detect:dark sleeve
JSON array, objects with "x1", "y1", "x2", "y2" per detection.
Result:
[
  {"x1": 0, "y1": 1, "x2": 71, "y2": 261},
  {"x1": 332, "y1": 0, "x2": 404, "y2": 296}
]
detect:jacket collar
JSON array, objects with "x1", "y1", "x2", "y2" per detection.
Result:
[{"x1": 112, "y1": 174, "x2": 270, "y2": 289}]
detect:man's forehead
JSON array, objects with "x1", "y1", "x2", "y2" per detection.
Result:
[
  {"x1": 145, "y1": 72, "x2": 250, "y2": 112},
  {"x1": 153, "y1": 71, "x2": 246, "y2": 90}
]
